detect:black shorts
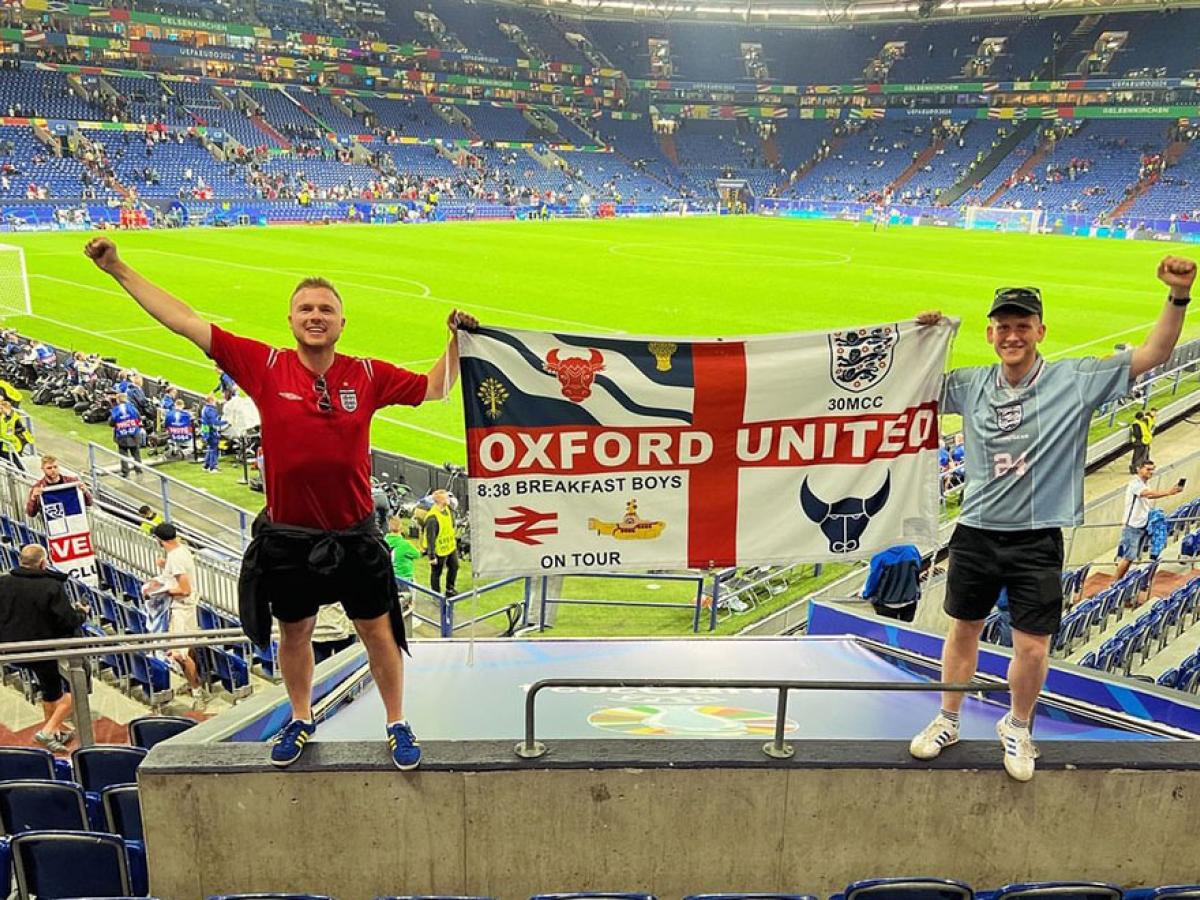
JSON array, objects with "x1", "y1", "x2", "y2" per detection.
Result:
[
  {"x1": 28, "y1": 662, "x2": 67, "y2": 703},
  {"x1": 259, "y1": 533, "x2": 396, "y2": 624},
  {"x1": 944, "y1": 523, "x2": 1065, "y2": 636}
]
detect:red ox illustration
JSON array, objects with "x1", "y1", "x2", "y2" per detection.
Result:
[{"x1": 543, "y1": 348, "x2": 605, "y2": 403}]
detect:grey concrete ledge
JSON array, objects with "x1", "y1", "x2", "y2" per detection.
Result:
[{"x1": 141, "y1": 738, "x2": 1200, "y2": 776}]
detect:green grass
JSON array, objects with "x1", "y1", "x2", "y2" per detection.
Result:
[
  {"x1": 6, "y1": 217, "x2": 1197, "y2": 637},
  {"x1": 4, "y1": 218, "x2": 1197, "y2": 466}
]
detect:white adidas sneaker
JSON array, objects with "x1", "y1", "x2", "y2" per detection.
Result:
[
  {"x1": 909, "y1": 712, "x2": 960, "y2": 760},
  {"x1": 996, "y1": 714, "x2": 1040, "y2": 782}
]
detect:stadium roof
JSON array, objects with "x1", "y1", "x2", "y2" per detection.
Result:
[{"x1": 488, "y1": 0, "x2": 1200, "y2": 26}]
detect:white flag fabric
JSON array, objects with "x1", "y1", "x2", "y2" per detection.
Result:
[{"x1": 460, "y1": 320, "x2": 957, "y2": 579}]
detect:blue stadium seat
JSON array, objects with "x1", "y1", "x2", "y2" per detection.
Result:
[
  {"x1": 0, "y1": 780, "x2": 90, "y2": 833},
  {"x1": 102, "y1": 784, "x2": 143, "y2": 842},
  {"x1": 10, "y1": 830, "x2": 133, "y2": 898},
  {"x1": 0, "y1": 746, "x2": 67, "y2": 781},
  {"x1": 129, "y1": 652, "x2": 175, "y2": 706},
  {"x1": 685, "y1": 895, "x2": 818, "y2": 900},
  {"x1": 977, "y1": 883, "x2": 1121, "y2": 900},
  {"x1": 839, "y1": 878, "x2": 973, "y2": 900},
  {"x1": 1078, "y1": 651, "x2": 1098, "y2": 669},
  {"x1": 72, "y1": 746, "x2": 148, "y2": 795},
  {"x1": 1126, "y1": 888, "x2": 1200, "y2": 900},
  {"x1": 1157, "y1": 667, "x2": 1180, "y2": 688},
  {"x1": 129, "y1": 715, "x2": 197, "y2": 750}
]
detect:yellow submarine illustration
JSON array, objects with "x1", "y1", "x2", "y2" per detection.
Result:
[{"x1": 588, "y1": 498, "x2": 666, "y2": 540}]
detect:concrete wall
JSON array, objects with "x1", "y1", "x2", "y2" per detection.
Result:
[{"x1": 140, "y1": 739, "x2": 1200, "y2": 900}]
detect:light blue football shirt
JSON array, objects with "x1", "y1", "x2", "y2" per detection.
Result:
[{"x1": 944, "y1": 350, "x2": 1133, "y2": 531}]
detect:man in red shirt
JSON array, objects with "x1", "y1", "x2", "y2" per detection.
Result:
[{"x1": 84, "y1": 236, "x2": 477, "y2": 771}]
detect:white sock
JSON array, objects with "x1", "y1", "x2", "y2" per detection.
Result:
[{"x1": 388, "y1": 719, "x2": 408, "y2": 728}]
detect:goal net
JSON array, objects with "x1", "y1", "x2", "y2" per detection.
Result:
[
  {"x1": 963, "y1": 206, "x2": 1044, "y2": 235},
  {"x1": 0, "y1": 244, "x2": 32, "y2": 318}
]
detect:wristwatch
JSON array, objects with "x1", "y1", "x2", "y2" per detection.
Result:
[{"x1": 1170, "y1": 294, "x2": 1191, "y2": 307}]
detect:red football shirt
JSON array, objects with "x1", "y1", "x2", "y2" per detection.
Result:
[{"x1": 209, "y1": 326, "x2": 428, "y2": 530}]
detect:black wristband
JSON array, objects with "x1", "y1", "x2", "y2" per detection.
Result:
[{"x1": 1170, "y1": 295, "x2": 1191, "y2": 307}]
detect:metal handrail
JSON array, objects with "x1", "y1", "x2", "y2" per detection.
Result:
[
  {"x1": 514, "y1": 676, "x2": 1011, "y2": 761},
  {"x1": 0, "y1": 628, "x2": 250, "y2": 665}
]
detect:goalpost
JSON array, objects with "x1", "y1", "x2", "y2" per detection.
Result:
[
  {"x1": 963, "y1": 206, "x2": 1045, "y2": 235},
  {"x1": 0, "y1": 244, "x2": 31, "y2": 317}
]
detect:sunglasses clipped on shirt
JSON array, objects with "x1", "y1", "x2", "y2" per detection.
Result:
[{"x1": 314, "y1": 374, "x2": 333, "y2": 414}]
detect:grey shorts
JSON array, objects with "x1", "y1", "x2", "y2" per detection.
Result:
[{"x1": 1117, "y1": 526, "x2": 1147, "y2": 562}]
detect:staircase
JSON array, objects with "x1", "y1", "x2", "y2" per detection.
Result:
[
  {"x1": 940, "y1": 16, "x2": 1106, "y2": 205},
  {"x1": 1106, "y1": 135, "x2": 1190, "y2": 219},
  {"x1": 887, "y1": 138, "x2": 942, "y2": 196},
  {"x1": 939, "y1": 121, "x2": 1037, "y2": 206},
  {"x1": 657, "y1": 131, "x2": 679, "y2": 166},
  {"x1": 778, "y1": 129, "x2": 844, "y2": 194},
  {"x1": 251, "y1": 116, "x2": 290, "y2": 150},
  {"x1": 982, "y1": 131, "x2": 1058, "y2": 206},
  {"x1": 1046, "y1": 15, "x2": 1106, "y2": 78},
  {"x1": 762, "y1": 133, "x2": 780, "y2": 169}
]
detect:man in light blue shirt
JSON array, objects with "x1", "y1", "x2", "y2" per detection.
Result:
[{"x1": 910, "y1": 255, "x2": 1196, "y2": 782}]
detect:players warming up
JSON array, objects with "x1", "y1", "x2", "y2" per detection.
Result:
[
  {"x1": 910, "y1": 255, "x2": 1195, "y2": 781},
  {"x1": 84, "y1": 236, "x2": 479, "y2": 771}
]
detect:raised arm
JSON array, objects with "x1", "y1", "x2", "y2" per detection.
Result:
[
  {"x1": 424, "y1": 309, "x2": 480, "y2": 401},
  {"x1": 84, "y1": 237, "x2": 212, "y2": 354},
  {"x1": 1131, "y1": 256, "x2": 1196, "y2": 379}
]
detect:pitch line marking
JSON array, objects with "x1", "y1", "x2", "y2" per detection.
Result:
[
  {"x1": 28, "y1": 275, "x2": 234, "y2": 324},
  {"x1": 138, "y1": 248, "x2": 622, "y2": 334}
]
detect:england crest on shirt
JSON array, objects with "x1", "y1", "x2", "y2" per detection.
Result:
[
  {"x1": 338, "y1": 388, "x2": 358, "y2": 412},
  {"x1": 996, "y1": 400, "x2": 1024, "y2": 432}
]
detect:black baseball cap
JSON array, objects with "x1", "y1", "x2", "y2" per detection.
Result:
[
  {"x1": 152, "y1": 523, "x2": 177, "y2": 541},
  {"x1": 988, "y1": 286, "x2": 1043, "y2": 318}
]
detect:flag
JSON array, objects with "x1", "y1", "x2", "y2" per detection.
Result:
[{"x1": 460, "y1": 321, "x2": 957, "y2": 578}]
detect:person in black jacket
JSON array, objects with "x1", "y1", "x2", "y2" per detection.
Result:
[{"x1": 0, "y1": 544, "x2": 87, "y2": 752}]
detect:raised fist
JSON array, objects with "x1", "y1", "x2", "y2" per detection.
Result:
[
  {"x1": 1157, "y1": 256, "x2": 1197, "y2": 294},
  {"x1": 84, "y1": 237, "x2": 121, "y2": 274}
]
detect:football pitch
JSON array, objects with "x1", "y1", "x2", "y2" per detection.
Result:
[{"x1": 3, "y1": 215, "x2": 1196, "y2": 467}]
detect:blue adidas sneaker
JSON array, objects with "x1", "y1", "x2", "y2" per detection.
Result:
[
  {"x1": 270, "y1": 719, "x2": 316, "y2": 768},
  {"x1": 387, "y1": 721, "x2": 421, "y2": 771}
]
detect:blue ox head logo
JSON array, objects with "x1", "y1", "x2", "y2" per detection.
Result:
[{"x1": 799, "y1": 473, "x2": 891, "y2": 554}]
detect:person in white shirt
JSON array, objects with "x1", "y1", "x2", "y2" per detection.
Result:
[
  {"x1": 1114, "y1": 459, "x2": 1183, "y2": 582},
  {"x1": 152, "y1": 522, "x2": 205, "y2": 705}
]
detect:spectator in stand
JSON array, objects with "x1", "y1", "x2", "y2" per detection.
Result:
[
  {"x1": 149, "y1": 522, "x2": 206, "y2": 706},
  {"x1": 0, "y1": 544, "x2": 88, "y2": 752},
  {"x1": 137, "y1": 504, "x2": 164, "y2": 535},
  {"x1": 421, "y1": 490, "x2": 459, "y2": 597},
  {"x1": 164, "y1": 402, "x2": 194, "y2": 458},
  {"x1": 1114, "y1": 459, "x2": 1183, "y2": 587},
  {"x1": 1129, "y1": 409, "x2": 1153, "y2": 473},
  {"x1": 26, "y1": 455, "x2": 92, "y2": 517},
  {"x1": 0, "y1": 398, "x2": 27, "y2": 471},
  {"x1": 385, "y1": 515, "x2": 421, "y2": 597},
  {"x1": 199, "y1": 394, "x2": 225, "y2": 473},
  {"x1": 109, "y1": 391, "x2": 144, "y2": 478},
  {"x1": 861, "y1": 544, "x2": 923, "y2": 622}
]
